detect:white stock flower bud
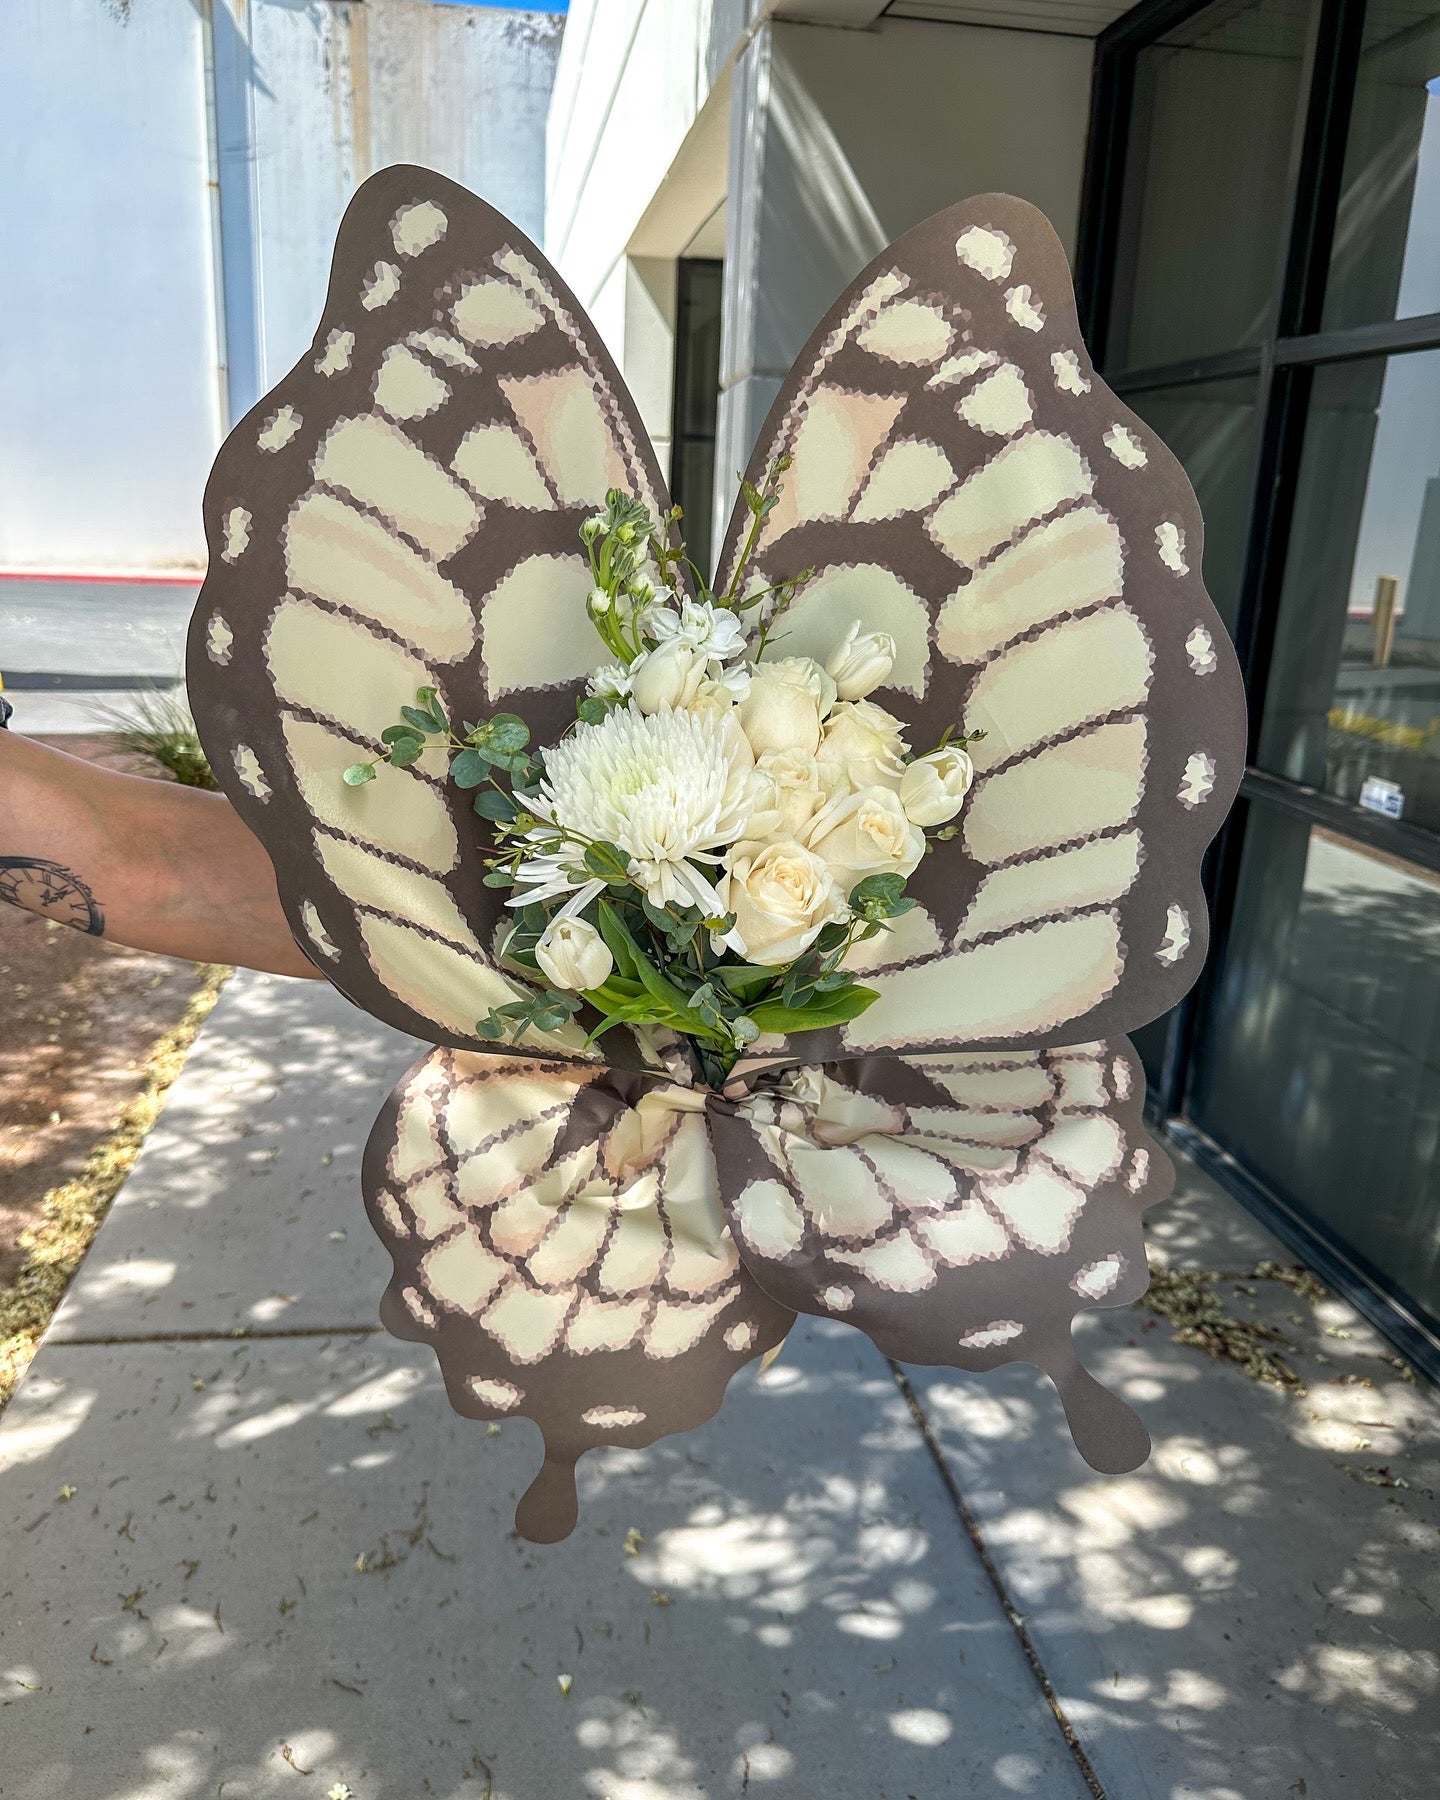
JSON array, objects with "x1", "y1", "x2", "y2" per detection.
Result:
[
  {"x1": 588, "y1": 585, "x2": 612, "y2": 615},
  {"x1": 825, "y1": 620, "x2": 896, "y2": 701},
  {"x1": 899, "y1": 746, "x2": 975, "y2": 827},
  {"x1": 534, "y1": 916, "x2": 614, "y2": 991}
]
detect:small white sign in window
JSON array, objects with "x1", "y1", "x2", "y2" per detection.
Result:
[{"x1": 1358, "y1": 775, "x2": 1405, "y2": 820}]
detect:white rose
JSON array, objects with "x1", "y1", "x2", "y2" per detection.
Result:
[
  {"x1": 750, "y1": 748, "x2": 845, "y2": 841},
  {"x1": 899, "y1": 746, "x2": 974, "y2": 827},
  {"x1": 534, "y1": 915, "x2": 614, "y2": 991},
  {"x1": 738, "y1": 657, "x2": 834, "y2": 756},
  {"x1": 630, "y1": 640, "x2": 708, "y2": 713},
  {"x1": 717, "y1": 840, "x2": 848, "y2": 966},
  {"x1": 816, "y1": 699, "x2": 909, "y2": 791},
  {"x1": 825, "y1": 620, "x2": 896, "y2": 701},
  {"x1": 805, "y1": 786, "x2": 924, "y2": 896}
]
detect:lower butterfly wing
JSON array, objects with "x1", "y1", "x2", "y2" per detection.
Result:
[
  {"x1": 712, "y1": 1044, "x2": 1170, "y2": 1473},
  {"x1": 713, "y1": 193, "x2": 1245, "y2": 1056},
  {"x1": 363, "y1": 1050, "x2": 794, "y2": 1541},
  {"x1": 187, "y1": 165, "x2": 671, "y2": 1057}
]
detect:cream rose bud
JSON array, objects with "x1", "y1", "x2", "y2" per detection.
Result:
[
  {"x1": 630, "y1": 640, "x2": 707, "y2": 713},
  {"x1": 826, "y1": 621, "x2": 897, "y2": 701},
  {"x1": 806, "y1": 786, "x2": 925, "y2": 892},
  {"x1": 899, "y1": 746, "x2": 975, "y2": 827},
  {"x1": 534, "y1": 916, "x2": 614, "y2": 991},
  {"x1": 717, "y1": 840, "x2": 847, "y2": 966},
  {"x1": 816, "y1": 699, "x2": 909, "y2": 791},
  {"x1": 737, "y1": 660, "x2": 830, "y2": 756}
]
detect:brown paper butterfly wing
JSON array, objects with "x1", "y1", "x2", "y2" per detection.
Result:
[{"x1": 715, "y1": 193, "x2": 1246, "y2": 1060}]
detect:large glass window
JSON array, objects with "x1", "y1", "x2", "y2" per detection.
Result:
[
  {"x1": 1191, "y1": 806, "x2": 1440, "y2": 1326},
  {"x1": 1260, "y1": 352, "x2": 1440, "y2": 832},
  {"x1": 1126, "y1": 377, "x2": 1262, "y2": 634},
  {"x1": 1324, "y1": 3, "x2": 1440, "y2": 330},
  {"x1": 1085, "y1": 0, "x2": 1440, "y2": 1367},
  {"x1": 1107, "y1": 0, "x2": 1313, "y2": 372}
]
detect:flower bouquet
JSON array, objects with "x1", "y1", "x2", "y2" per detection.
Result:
[
  {"x1": 188, "y1": 168, "x2": 1244, "y2": 1540},
  {"x1": 343, "y1": 465, "x2": 984, "y2": 1089}
]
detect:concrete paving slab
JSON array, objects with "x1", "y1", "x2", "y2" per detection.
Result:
[
  {"x1": 48, "y1": 973, "x2": 421, "y2": 1341},
  {"x1": 908, "y1": 1157, "x2": 1440, "y2": 1800},
  {"x1": 0, "y1": 1319, "x2": 1092, "y2": 1800}
]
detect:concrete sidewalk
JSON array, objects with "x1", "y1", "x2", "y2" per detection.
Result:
[{"x1": 1, "y1": 973, "x2": 1436, "y2": 1799}]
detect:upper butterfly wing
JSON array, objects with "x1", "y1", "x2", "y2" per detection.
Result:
[
  {"x1": 187, "y1": 165, "x2": 671, "y2": 1058},
  {"x1": 714, "y1": 194, "x2": 1245, "y2": 1054}
]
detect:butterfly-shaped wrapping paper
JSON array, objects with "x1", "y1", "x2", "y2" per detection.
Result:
[{"x1": 186, "y1": 166, "x2": 1245, "y2": 1543}]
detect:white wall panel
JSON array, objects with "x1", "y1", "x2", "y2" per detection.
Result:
[{"x1": 0, "y1": 0, "x2": 222, "y2": 574}]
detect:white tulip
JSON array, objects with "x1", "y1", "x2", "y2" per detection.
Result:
[
  {"x1": 716, "y1": 840, "x2": 848, "y2": 965},
  {"x1": 805, "y1": 786, "x2": 925, "y2": 895},
  {"x1": 816, "y1": 700, "x2": 909, "y2": 791},
  {"x1": 825, "y1": 621, "x2": 896, "y2": 701},
  {"x1": 629, "y1": 640, "x2": 708, "y2": 713},
  {"x1": 899, "y1": 746, "x2": 974, "y2": 827},
  {"x1": 534, "y1": 916, "x2": 614, "y2": 991}
]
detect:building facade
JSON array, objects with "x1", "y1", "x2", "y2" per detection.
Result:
[
  {"x1": 0, "y1": 0, "x2": 563, "y2": 576},
  {"x1": 546, "y1": 0, "x2": 1440, "y2": 1374}
]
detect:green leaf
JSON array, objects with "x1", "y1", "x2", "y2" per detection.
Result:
[
  {"x1": 584, "y1": 841, "x2": 631, "y2": 884},
  {"x1": 474, "y1": 1013, "x2": 507, "y2": 1041},
  {"x1": 748, "y1": 985, "x2": 880, "y2": 1034},
  {"x1": 389, "y1": 735, "x2": 425, "y2": 769},
  {"x1": 577, "y1": 696, "x2": 608, "y2": 726},
  {"x1": 712, "y1": 964, "x2": 772, "y2": 999},
  {"x1": 342, "y1": 762, "x2": 376, "y2": 786},
  {"x1": 482, "y1": 868, "x2": 515, "y2": 889},
  {"x1": 401, "y1": 705, "x2": 440, "y2": 734},
  {"x1": 449, "y1": 747, "x2": 491, "y2": 789},
  {"x1": 381, "y1": 724, "x2": 421, "y2": 746},
  {"x1": 486, "y1": 713, "x2": 529, "y2": 753},
  {"x1": 473, "y1": 789, "x2": 518, "y2": 822},
  {"x1": 414, "y1": 686, "x2": 448, "y2": 731},
  {"x1": 595, "y1": 899, "x2": 642, "y2": 980}
]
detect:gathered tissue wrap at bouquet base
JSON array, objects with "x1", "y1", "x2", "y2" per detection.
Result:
[{"x1": 187, "y1": 166, "x2": 1244, "y2": 1542}]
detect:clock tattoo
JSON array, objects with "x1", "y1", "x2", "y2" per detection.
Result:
[{"x1": 0, "y1": 858, "x2": 105, "y2": 935}]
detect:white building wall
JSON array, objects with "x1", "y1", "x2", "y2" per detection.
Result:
[
  {"x1": 717, "y1": 16, "x2": 1095, "y2": 540},
  {"x1": 545, "y1": 5, "x2": 1095, "y2": 558},
  {"x1": 0, "y1": 0, "x2": 224, "y2": 575},
  {"x1": 0, "y1": 0, "x2": 561, "y2": 577}
]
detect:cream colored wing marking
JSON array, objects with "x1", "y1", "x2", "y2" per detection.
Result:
[
  {"x1": 713, "y1": 195, "x2": 1245, "y2": 1055},
  {"x1": 188, "y1": 166, "x2": 670, "y2": 1055},
  {"x1": 710, "y1": 1042, "x2": 1170, "y2": 1473},
  {"x1": 363, "y1": 1050, "x2": 794, "y2": 1542}
]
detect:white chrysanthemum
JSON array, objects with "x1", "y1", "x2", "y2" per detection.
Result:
[
  {"x1": 512, "y1": 705, "x2": 758, "y2": 914},
  {"x1": 644, "y1": 595, "x2": 748, "y2": 662}
]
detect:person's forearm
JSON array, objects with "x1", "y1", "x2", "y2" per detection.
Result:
[{"x1": 0, "y1": 731, "x2": 320, "y2": 979}]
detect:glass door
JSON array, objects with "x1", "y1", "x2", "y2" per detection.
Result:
[{"x1": 1081, "y1": 0, "x2": 1440, "y2": 1365}]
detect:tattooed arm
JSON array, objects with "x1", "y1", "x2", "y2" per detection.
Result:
[{"x1": 0, "y1": 731, "x2": 320, "y2": 979}]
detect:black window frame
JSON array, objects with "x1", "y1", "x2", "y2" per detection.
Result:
[{"x1": 1078, "y1": 0, "x2": 1440, "y2": 1379}]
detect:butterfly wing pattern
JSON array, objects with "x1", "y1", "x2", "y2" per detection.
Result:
[
  {"x1": 715, "y1": 192, "x2": 1245, "y2": 1059},
  {"x1": 187, "y1": 165, "x2": 670, "y2": 1061},
  {"x1": 188, "y1": 169, "x2": 1244, "y2": 1540}
]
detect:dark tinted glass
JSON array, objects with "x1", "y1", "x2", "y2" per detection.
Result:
[
  {"x1": 1259, "y1": 352, "x2": 1440, "y2": 833},
  {"x1": 1192, "y1": 803, "x2": 1440, "y2": 1326},
  {"x1": 1107, "y1": 0, "x2": 1313, "y2": 372},
  {"x1": 1126, "y1": 376, "x2": 1262, "y2": 636},
  {"x1": 670, "y1": 259, "x2": 723, "y2": 581},
  {"x1": 1323, "y1": 3, "x2": 1440, "y2": 330}
]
